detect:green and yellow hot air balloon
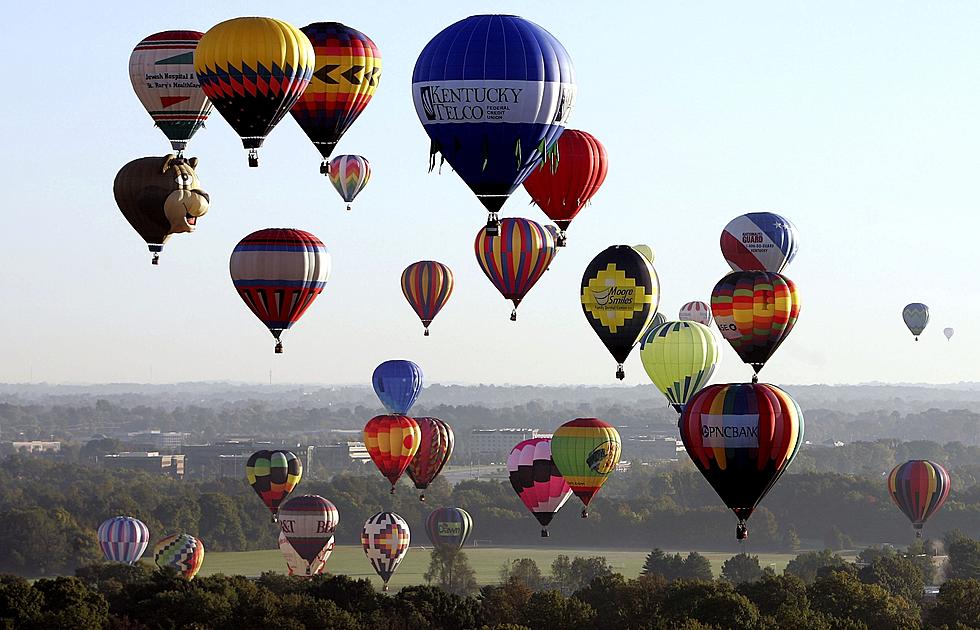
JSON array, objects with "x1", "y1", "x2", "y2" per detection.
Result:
[
  {"x1": 551, "y1": 418, "x2": 621, "y2": 518},
  {"x1": 640, "y1": 321, "x2": 720, "y2": 413}
]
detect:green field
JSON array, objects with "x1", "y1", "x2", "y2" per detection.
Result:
[{"x1": 199, "y1": 545, "x2": 803, "y2": 591}]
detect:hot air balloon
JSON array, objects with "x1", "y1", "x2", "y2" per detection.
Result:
[
  {"x1": 328, "y1": 155, "x2": 371, "y2": 211},
  {"x1": 711, "y1": 271, "x2": 800, "y2": 379},
  {"x1": 888, "y1": 460, "x2": 951, "y2": 538},
  {"x1": 114, "y1": 155, "x2": 210, "y2": 264},
  {"x1": 721, "y1": 212, "x2": 799, "y2": 273},
  {"x1": 401, "y1": 261, "x2": 454, "y2": 336},
  {"x1": 278, "y1": 494, "x2": 339, "y2": 576},
  {"x1": 903, "y1": 303, "x2": 929, "y2": 341},
  {"x1": 290, "y1": 22, "x2": 382, "y2": 171},
  {"x1": 474, "y1": 217, "x2": 556, "y2": 320},
  {"x1": 364, "y1": 415, "x2": 421, "y2": 492},
  {"x1": 581, "y1": 246, "x2": 660, "y2": 379},
  {"x1": 523, "y1": 129, "x2": 607, "y2": 246},
  {"x1": 508, "y1": 438, "x2": 573, "y2": 536},
  {"x1": 362, "y1": 511, "x2": 410, "y2": 591},
  {"x1": 944, "y1": 327, "x2": 954, "y2": 341},
  {"x1": 406, "y1": 417, "x2": 454, "y2": 500},
  {"x1": 642, "y1": 312, "x2": 668, "y2": 337},
  {"x1": 229, "y1": 229, "x2": 331, "y2": 353},
  {"x1": 246, "y1": 450, "x2": 302, "y2": 522},
  {"x1": 279, "y1": 531, "x2": 334, "y2": 576},
  {"x1": 194, "y1": 17, "x2": 314, "y2": 167},
  {"x1": 154, "y1": 533, "x2": 204, "y2": 580},
  {"x1": 640, "y1": 321, "x2": 720, "y2": 413},
  {"x1": 98, "y1": 516, "x2": 150, "y2": 565},
  {"x1": 680, "y1": 383, "x2": 804, "y2": 540},
  {"x1": 679, "y1": 301, "x2": 713, "y2": 327},
  {"x1": 425, "y1": 507, "x2": 473, "y2": 551},
  {"x1": 372, "y1": 360, "x2": 423, "y2": 415},
  {"x1": 633, "y1": 244, "x2": 655, "y2": 263},
  {"x1": 129, "y1": 31, "x2": 212, "y2": 154},
  {"x1": 551, "y1": 419, "x2": 621, "y2": 518},
  {"x1": 412, "y1": 15, "x2": 576, "y2": 234}
]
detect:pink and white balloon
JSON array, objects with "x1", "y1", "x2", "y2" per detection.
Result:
[{"x1": 679, "y1": 301, "x2": 713, "y2": 327}]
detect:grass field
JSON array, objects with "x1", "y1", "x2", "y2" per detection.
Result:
[{"x1": 199, "y1": 545, "x2": 804, "y2": 591}]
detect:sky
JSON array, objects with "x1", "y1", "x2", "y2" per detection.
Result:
[{"x1": 1, "y1": 1, "x2": 978, "y2": 387}]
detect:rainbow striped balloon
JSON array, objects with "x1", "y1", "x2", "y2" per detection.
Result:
[
  {"x1": 328, "y1": 155, "x2": 371, "y2": 211},
  {"x1": 888, "y1": 460, "x2": 950, "y2": 537},
  {"x1": 474, "y1": 217, "x2": 556, "y2": 321},
  {"x1": 98, "y1": 516, "x2": 150, "y2": 565},
  {"x1": 401, "y1": 261, "x2": 453, "y2": 336}
]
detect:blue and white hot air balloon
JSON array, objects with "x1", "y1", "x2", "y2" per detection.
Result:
[
  {"x1": 720, "y1": 212, "x2": 799, "y2": 273},
  {"x1": 98, "y1": 516, "x2": 150, "y2": 565},
  {"x1": 372, "y1": 360, "x2": 423, "y2": 415}
]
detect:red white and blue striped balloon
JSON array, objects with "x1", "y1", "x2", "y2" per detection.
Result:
[
  {"x1": 98, "y1": 516, "x2": 150, "y2": 565},
  {"x1": 720, "y1": 212, "x2": 799, "y2": 273}
]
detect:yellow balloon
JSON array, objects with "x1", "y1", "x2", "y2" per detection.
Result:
[
  {"x1": 633, "y1": 244, "x2": 655, "y2": 263},
  {"x1": 640, "y1": 321, "x2": 719, "y2": 412}
]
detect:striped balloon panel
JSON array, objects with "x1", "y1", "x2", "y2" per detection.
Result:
[
  {"x1": 246, "y1": 450, "x2": 302, "y2": 515},
  {"x1": 424, "y1": 507, "x2": 473, "y2": 551},
  {"x1": 401, "y1": 261, "x2": 454, "y2": 328},
  {"x1": 639, "y1": 321, "x2": 720, "y2": 411},
  {"x1": 364, "y1": 415, "x2": 421, "y2": 488},
  {"x1": 278, "y1": 495, "x2": 339, "y2": 566},
  {"x1": 711, "y1": 271, "x2": 799, "y2": 372},
  {"x1": 412, "y1": 15, "x2": 576, "y2": 213},
  {"x1": 129, "y1": 31, "x2": 212, "y2": 151},
  {"x1": 328, "y1": 155, "x2": 371, "y2": 202},
  {"x1": 550, "y1": 419, "x2": 621, "y2": 506},
  {"x1": 291, "y1": 22, "x2": 382, "y2": 158},
  {"x1": 279, "y1": 531, "x2": 334, "y2": 576},
  {"x1": 679, "y1": 301, "x2": 713, "y2": 327},
  {"x1": 474, "y1": 217, "x2": 556, "y2": 307},
  {"x1": 372, "y1": 360, "x2": 423, "y2": 415},
  {"x1": 153, "y1": 533, "x2": 205, "y2": 580},
  {"x1": 522, "y1": 129, "x2": 608, "y2": 227},
  {"x1": 903, "y1": 303, "x2": 929, "y2": 337},
  {"x1": 680, "y1": 383, "x2": 804, "y2": 521},
  {"x1": 407, "y1": 417, "x2": 454, "y2": 490},
  {"x1": 194, "y1": 18, "x2": 314, "y2": 148},
  {"x1": 888, "y1": 460, "x2": 951, "y2": 528},
  {"x1": 97, "y1": 516, "x2": 150, "y2": 565},
  {"x1": 230, "y1": 229, "x2": 330, "y2": 334},
  {"x1": 720, "y1": 212, "x2": 799, "y2": 273},
  {"x1": 507, "y1": 438, "x2": 573, "y2": 526},
  {"x1": 362, "y1": 511, "x2": 410, "y2": 584}
]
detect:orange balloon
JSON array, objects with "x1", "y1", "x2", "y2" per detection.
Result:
[{"x1": 364, "y1": 415, "x2": 421, "y2": 492}]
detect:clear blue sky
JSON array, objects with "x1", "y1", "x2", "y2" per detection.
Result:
[{"x1": 2, "y1": 1, "x2": 976, "y2": 386}]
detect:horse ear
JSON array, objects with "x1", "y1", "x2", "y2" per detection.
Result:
[
  {"x1": 188, "y1": 157, "x2": 199, "y2": 169},
  {"x1": 160, "y1": 154, "x2": 176, "y2": 174}
]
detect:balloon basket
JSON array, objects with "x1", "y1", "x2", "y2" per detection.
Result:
[
  {"x1": 510, "y1": 309, "x2": 517, "y2": 322},
  {"x1": 541, "y1": 528, "x2": 549, "y2": 538},
  {"x1": 320, "y1": 161, "x2": 329, "y2": 175},
  {"x1": 424, "y1": 328, "x2": 430, "y2": 337},
  {"x1": 736, "y1": 522, "x2": 748, "y2": 540},
  {"x1": 615, "y1": 365, "x2": 625, "y2": 380},
  {"x1": 581, "y1": 508, "x2": 589, "y2": 519},
  {"x1": 248, "y1": 150, "x2": 259, "y2": 168},
  {"x1": 274, "y1": 341, "x2": 283, "y2": 354},
  {"x1": 151, "y1": 253, "x2": 160, "y2": 266},
  {"x1": 419, "y1": 494, "x2": 425, "y2": 502}
]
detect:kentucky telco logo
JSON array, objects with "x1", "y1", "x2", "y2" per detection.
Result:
[
  {"x1": 437, "y1": 522, "x2": 462, "y2": 537},
  {"x1": 418, "y1": 85, "x2": 523, "y2": 122},
  {"x1": 586, "y1": 440, "x2": 621, "y2": 475},
  {"x1": 581, "y1": 264, "x2": 655, "y2": 333}
]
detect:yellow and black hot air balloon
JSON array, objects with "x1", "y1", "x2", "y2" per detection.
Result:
[{"x1": 194, "y1": 17, "x2": 315, "y2": 167}]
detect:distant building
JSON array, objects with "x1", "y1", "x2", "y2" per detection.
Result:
[
  {"x1": 1, "y1": 441, "x2": 61, "y2": 455},
  {"x1": 183, "y1": 441, "x2": 274, "y2": 479},
  {"x1": 470, "y1": 429, "x2": 541, "y2": 460},
  {"x1": 311, "y1": 442, "x2": 372, "y2": 470},
  {"x1": 126, "y1": 430, "x2": 190, "y2": 451},
  {"x1": 624, "y1": 436, "x2": 682, "y2": 463},
  {"x1": 102, "y1": 452, "x2": 184, "y2": 478}
]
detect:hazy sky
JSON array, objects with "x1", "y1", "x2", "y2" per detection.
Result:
[{"x1": 3, "y1": 1, "x2": 977, "y2": 386}]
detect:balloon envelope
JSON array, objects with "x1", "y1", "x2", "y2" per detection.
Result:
[
  {"x1": 680, "y1": 383, "x2": 804, "y2": 537},
  {"x1": 721, "y1": 212, "x2": 799, "y2": 273},
  {"x1": 278, "y1": 495, "x2": 339, "y2": 574},
  {"x1": 679, "y1": 301, "x2": 713, "y2": 327},
  {"x1": 640, "y1": 321, "x2": 720, "y2": 412},
  {"x1": 903, "y1": 303, "x2": 929, "y2": 340},
  {"x1": 551, "y1": 418, "x2": 621, "y2": 516},
  {"x1": 372, "y1": 360, "x2": 423, "y2": 415},
  {"x1": 944, "y1": 327, "x2": 954, "y2": 340},
  {"x1": 364, "y1": 415, "x2": 422, "y2": 490},
  {"x1": 362, "y1": 511, "x2": 410, "y2": 589},
  {"x1": 412, "y1": 14, "x2": 576, "y2": 228},
  {"x1": 474, "y1": 217, "x2": 556, "y2": 318},
  {"x1": 98, "y1": 516, "x2": 150, "y2": 565},
  {"x1": 290, "y1": 22, "x2": 381, "y2": 163},
  {"x1": 246, "y1": 450, "x2": 302, "y2": 520},
  {"x1": 507, "y1": 437, "x2": 573, "y2": 535},
  {"x1": 328, "y1": 155, "x2": 371, "y2": 208},
  {"x1": 401, "y1": 261, "x2": 454, "y2": 336},
  {"x1": 129, "y1": 31, "x2": 212, "y2": 153},
  {"x1": 888, "y1": 460, "x2": 950, "y2": 536},
  {"x1": 406, "y1": 417, "x2": 454, "y2": 498},
  {"x1": 711, "y1": 271, "x2": 800, "y2": 374},
  {"x1": 581, "y1": 246, "x2": 660, "y2": 379},
  {"x1": 154, "y1": 533, "x2": 204, "y2": 580},
  {"x1": 279, "y1": 531, "x2": 334, "y2": 576},
  {"x1": 425, "y1": 507, "x2": 473, "y2": 551}
]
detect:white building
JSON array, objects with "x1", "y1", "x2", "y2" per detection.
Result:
[{"x1": 470, "y1": 428, "x2": 542, "y2": 458}]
